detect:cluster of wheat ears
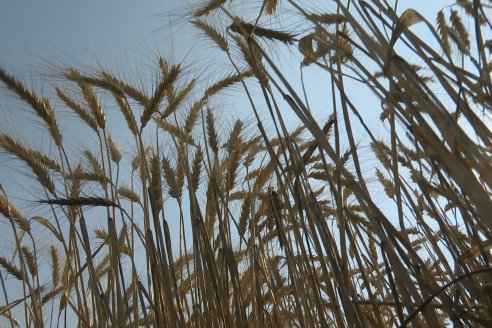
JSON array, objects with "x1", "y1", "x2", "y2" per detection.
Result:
[{"x1": 1, "y1": 0, "x2": 492, "y2": 327}]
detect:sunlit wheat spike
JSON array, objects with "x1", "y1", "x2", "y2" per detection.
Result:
[
  {"x1": 265, "y1": 0, "x2": 280, "y2": 15},
  {"x1": 0, "y1": 256, "x2": 25, "y2": 281},
  {"x1": 234, "y1": 35, "x2": 269, "y2": 85},
  {"x1": 100, "y1": 70, "x2": 149, "y2": 105},
  {"x1": 21, "y1": 245, "x2": 37, "y2": 277},
  {"x1": 184, "y1": 99, "x2": 205, "y2": 133},
  {"x1": 55, "y1": 86, "x2": 98, "y2": 132},
  {"x1": 158, "y1": 121, "x2": 197, "y2": 146},
  {"x1": 141, "y1": 63, "x2": 181, "y2": 129},
  {"x1": 204, "y1": 70, "x2": 252, "y2": 99},
  {"x1": 194, "y1": 0, "x2": 227, "y2": 17},
  {"x1": 112, "y1": 93, "x2": 138, "y2": 136},
  {"x1": 0, "y1": 67, "x2": 62, "y2": 146},
  {"x1": 192, "y1": 19, "x2": 229, "y2": 52},
  {"x1": 456, "y1": 0, "x2": 486, "y2": 25},
  {"x1": 449, "y1": 10, "x2": 470, "y2": 51},
  {"x1": 206, "y1": 107, "x2": 219, "y2": 154},
  {"x1": 238, "y1": 193, "x2": 252, "y2": 239},
  {"x1": 95, "y1": 254, "x2": 111, "y2": 279},
  {"x1": 66, "y1": 68, "x2": 107, "y2": 129},
  {"x1": 306, "y1": 13, "x2": 346, "y2": 25},
  {"x1": 162, "y1": 156, "x2": 180, "y2": 199},
  {"x1": 229, "y1": 20, "x2": 297, "y2": 45},
  {"x1": 50, "y1": 245, "x2": 60, "y2": 287},
  {"x1": 107, "y1": 136, "x2": 122, "y2": 164},
  {"x1": 191, "y1": 148, "x2": 203, "y2": 192},
  {"x1": 0, "y1": 134, "x2": 61, "y2": 172},
  {"x1": 0, "y1": 194, "x2": 30, "y2": 233},
  {"x1": 161, "y1": 78, "x2": 196, "y2": 120},
  {"x1": 0, "y1": 134, "x2": 56, "y2": 194},
  {"x1": 375, "y1": 169, "x2": 396, "y2": 199},
  {"x1": 117, "y1": 186, "x2": 141, "y2": 203},
  {"x1": 83, "y1": 150, "x2": 104, "y2": 176},
  {"x1": 94, "y1": 228, "x2": 109, "y2": 241}
]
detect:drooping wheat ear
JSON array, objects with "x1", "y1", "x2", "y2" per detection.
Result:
[
  {"x1": 117, "y1": 186, "x2": 141, "y2": 203},
  {"x1": 162, "y1": 156, "x2": 180, "y2": 199},
  {"x1": 112, "y1": 93, "x2": 138, "y2": 136},
  {"x1": 0, "y1": 195, "x2": 30, "y2": 233},
  {"x1": 0, "y1": 68, "x2": 62, "y2": 146},
  {"x1": 40, "y1": 197, "x2": 117, "y2": 207},
  {"x1": 141, "y1": 64, "x2": 181, "y2": 129},
  {"x1": 192, "y1": 19, "x2": 229, "y2": 52},
  {"x1": 0, "y1": 257, "x2": 25, "y2": 282},
  {"x1": 20, "y1": 245, "x2": 37, "y2": 277},
  {"x1": 230, "y1": 20, "x2": 297, "y2": 45},
  {"x1": 194, "y1": 0, "x2": 227, "y2": 17},
  {"x1": 206, "y1": 107, "x2": 219, "y2": 155},
  {"x1": 191, "y1": 148, "x2": 203, "y2": 192},
  {"x1": 50, "y1": 245, "x2": 60, "y2": 287},
  {"x1": 107, "y1": 136, "x2": 122, "y2": 164},
  {"x1": 0, "y1": 136, "x2": 56, "y2": 194},
  {"x1": 0, "y1": 134, "x2": 61, "y2": 172},
  {"x1": 55, "y1": 86, "x2": 98, "y2": 132}
]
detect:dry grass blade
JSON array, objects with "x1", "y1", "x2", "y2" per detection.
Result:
[{"x1": 32, "y1": 216, "x2": 63, "y2": 242}]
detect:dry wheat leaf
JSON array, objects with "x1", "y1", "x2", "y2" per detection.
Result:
[
  {"x1": 32, "y1": 216, "x2": 63, "y2": 242},
  {"x1": 386, "y1": 9, "x2": 424, "y2": 71}
]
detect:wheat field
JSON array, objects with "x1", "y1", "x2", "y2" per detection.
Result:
[{"x1": 1, "y1": 0, "x2": 492, "y2": 327}]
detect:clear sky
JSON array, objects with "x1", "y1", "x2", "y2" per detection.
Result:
[{"x1": 0, "y1": 1, "x2": 187, "y2": 72}]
